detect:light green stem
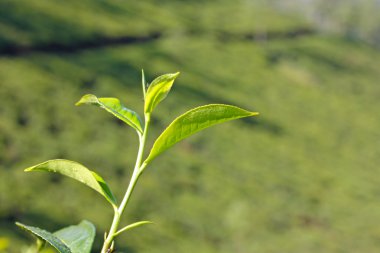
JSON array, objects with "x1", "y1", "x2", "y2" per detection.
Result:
[{"x1": 101, "y1": 114, "x2": 151, "y2": 253}]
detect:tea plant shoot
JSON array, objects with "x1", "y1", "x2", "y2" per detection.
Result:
[{"x1": 16, "y1": 71, "x2": 259, "y2": 253}]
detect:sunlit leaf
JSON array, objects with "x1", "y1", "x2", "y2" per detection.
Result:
[
  {"x1": 25, "y1": 159, "x2": 117, "y2": 206},
  {"x1": 16, "y1": 222, "x2": 71, "y2": 253},
  {"x1": 76, "y1": 94, "x2": 143, "y2": 133},
  {"x1": 144, "y1": 72, "x2": 179, "y2": 113},
  {"x1": 142, "y1": 69, "x2": 147, "y2": 99},
  {"x1": 54, "y1": 220, "x2": 95, "y2": 253},
  {"x1": 145, "y1": 104, "x2": 258, "y2": 163}
]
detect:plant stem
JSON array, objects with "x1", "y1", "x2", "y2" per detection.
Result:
[{"x1": 101, "y1": 114, "x2": 151, "y2": 253}]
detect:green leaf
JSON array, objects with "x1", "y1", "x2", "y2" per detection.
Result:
[
  {"x1": 114, "y1": 221, "x2": 153, "y2": 237},
  {"x1": 76, "y1": 94, "x2": 143, "y2": 133},
  {"x1": 144, "y1": 72, "x2": 180, "y2": 113},
  {"x1": 54, "y1": 220, "x2": 95, "y2": 253},
  {"x1": 145, "y1": 104, "x2": 258, "y2": 163},
  {"x1": 141, "y1": 69, "x2": 147, "y2": 99},
  {"x1": 25, "y1": 159, "x2": 117, "y2": 206},
  {"x1": 16, "y1": 222, "x2": 71, "y2": 253}
]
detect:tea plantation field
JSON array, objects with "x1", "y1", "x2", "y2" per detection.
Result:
[{"x1": 1, "y1": 1, "x2": 380, "y2": 252}]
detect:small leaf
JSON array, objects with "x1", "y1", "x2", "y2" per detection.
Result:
[
  {"x1": 114, "y1": 221, "x2": 153, "y2": 237},
  {"x1": 141, "y1": 69, "x2": 147, "y2": 99},
  {"x1": 25, "y1": 159, "x2": 117, "y2": 206},
  {"x1": 54, "y1": 220, "x2": 95, "y2": 253},
  {"x1": 76, "y1": 94, "x2": 143, "y2": 133},
  {"x1": 144, "y1": 72, "x2": 180, "y2": 113},
  {"x1": 16, "y1": 222, "x2": 71, "y2": 253},
  {"x1": 145, "y1": 104, "x2": 258, "y2": 163}
]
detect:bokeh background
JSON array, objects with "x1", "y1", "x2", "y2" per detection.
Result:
[{"x1": 1, "y1": 1, "x2": 380, "y2": 252}]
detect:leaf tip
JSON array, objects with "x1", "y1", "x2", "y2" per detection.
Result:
[
  {"x1": 15, "y1": 222, "x2": 29, "y2": 232},
  {"x1": 75, "y1": 94, "x2": 97, "y2": 106},
  {"x1": 169, "y1": 72, "x2": 180, "y2": 81},
  {"x1": 24, "y1": 166, "x2": 34, "y2": 172}
]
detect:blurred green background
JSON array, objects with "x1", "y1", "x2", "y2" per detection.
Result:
[{"x1": 1, "y1": 0, "x2": 380, "y2": 252}]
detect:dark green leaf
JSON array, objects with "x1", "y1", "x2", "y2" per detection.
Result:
[
  {"x1": 145, "y1": 104, "x2": 258, "y2": 163},
  {"x1": 76, "y1": 94, "x2": 143, "y2": 133},
  {"x1": 25, "y1": 159, "x2": 117, "y2": 206},
  {"x1": 16, "y1": 222, "x2": 71, "y2": 253}
]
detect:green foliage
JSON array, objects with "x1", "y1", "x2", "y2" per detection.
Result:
[
  {"x1": 16, "y1": 222, "x2": 71, "y2": 253},
  {"x1": 16, "y1": 71, "x2": 257, "y2": 253},
  {"x1": 53, "y1": 221, "x2": 96, "y2": 253},
  {"x1": 145, "y1": 104, "x2": 258, "y2": 163},
  {"x1": 1, "y1": 1, "x2": 380, "y2": 253},
  {"x1": 25, "y1": 159, "x2": 116, "y2": 207},
  {"x1": 144, "y1": 72, "x2": 180, "y2": 114},
  {"x1": 16, "y1": 221, "x2": 95, "y2": 253},
  {"x1": 76, "y1": 94, "x2": 143, "y2": 134}
]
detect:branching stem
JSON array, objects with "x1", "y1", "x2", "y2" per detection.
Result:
[{"x1": 100, "y1": 114, "x2": 151, "y2": 253}]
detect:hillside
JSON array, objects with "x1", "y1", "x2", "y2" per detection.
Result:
[{"x1": 1, "y1": 1, "x2": 380, "y2": 253}]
